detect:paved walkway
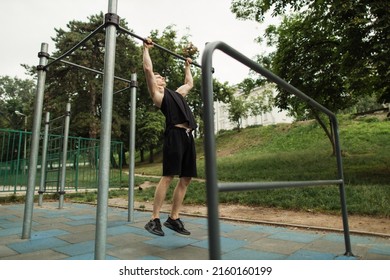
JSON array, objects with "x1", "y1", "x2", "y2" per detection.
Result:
[{"x1": 0, "y1": 202, "x2": 389, "y2": 260}]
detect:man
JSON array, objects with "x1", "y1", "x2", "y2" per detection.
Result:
[{"x1": 142, "y1": 38, "x2": 197, "y2": 236}]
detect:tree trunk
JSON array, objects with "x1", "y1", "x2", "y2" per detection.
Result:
[
  {"x1": 149, "y1": 146, "x2": 154, "y2": 163},
  {"x1": 313, "y1": 111, "x2": 335, "y2": 155}
]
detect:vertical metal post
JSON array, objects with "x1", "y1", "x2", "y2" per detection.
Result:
[
  {"x1": 22, "y1": 43, "x2": 48, "y2": 239},
  {"x1": 332, "y1": 118, "x2": 352, "y2": 255},
  {"x1": 201, "y1": 44, "x2": 222, "y2": 260},
  {"x1": 94, "y1": 0, "x2": 118, "y2": 260},
  {"x1": 59, "y1": 102, "x2": 71, "y2": 209},
  {"x1": 127, "y1": 74, "x2": 137, "y2": 222},
  {"x1": 38, "y1": 112, "x2": 50, "y2": 206}
]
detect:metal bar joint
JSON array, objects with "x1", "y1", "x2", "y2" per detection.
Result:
[
  {"x1": 130, "y1": 80, "x2": 138, "y2": 88},
  {"x1": 104, "y1": 13, "x2": 120, "y2": 27}
]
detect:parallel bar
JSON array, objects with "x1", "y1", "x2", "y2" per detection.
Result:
[
  {"x1": 201, "y1": 41, "x2": 352, "y2": 259},
  {"x1": 22, "y1": 43, "x2": 48, "y2": 239},
  {"x1": 45, "y1": 24, "x2": 105, "y2": 69},
  {"x1": 218, "y1": 180, "x2": 344, "y2": 192},
  {"x1": 118, "y1": 26, "x2": 202, "y2": 68},
  {"x1": 94, "y1": 0, "x2": 118, "y2": 260}
]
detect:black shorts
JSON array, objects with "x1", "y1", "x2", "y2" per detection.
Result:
[{"x1": 162, "y1": 127, "x2": 197, "y2": 178}]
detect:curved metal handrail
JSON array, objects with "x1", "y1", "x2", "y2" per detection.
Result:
[{"x1": 201, "y1": 41, "x2": 351, "y2": 260}]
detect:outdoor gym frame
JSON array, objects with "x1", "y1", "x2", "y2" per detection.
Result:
[
  {"x1": 22, "y1": 0, "x2": 204, "y2": 260},
  {"x1": 22, "y1": 0, "x2": 352, "y2": 260}
]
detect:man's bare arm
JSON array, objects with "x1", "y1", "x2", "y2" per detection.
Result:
[
  {"x1": 176, "y1": 58, "x2": 193, "y2": 97},
  {"x1": 143, "y1": 39, "x2": 164, "y2": 108}
]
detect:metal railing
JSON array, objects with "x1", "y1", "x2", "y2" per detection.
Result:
[
  {"x1": 0, "y1": 128, "x2": 123, "y2": 194},
  {"x1": 201, "y1": 41, "x2": 352, "y2": 259}
]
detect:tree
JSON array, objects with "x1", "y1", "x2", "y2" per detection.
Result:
[
  {"x1": 0, "y1": 76, "x2": 35, "y2": 129},
  {"x1": 228, "y1": 80, "x2": 274, "y2": 130},
  {"x1": 136, "y1": 109, "x2": 165, "y2": 163}
]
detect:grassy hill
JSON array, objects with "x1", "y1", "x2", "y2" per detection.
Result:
[{"x1": 135, "y1": 114, "x2": 389, "y2": 217}]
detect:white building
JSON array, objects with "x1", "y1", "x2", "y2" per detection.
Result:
[{"x1": 213, "y1": 85, "x2": 293, "y2": 133}]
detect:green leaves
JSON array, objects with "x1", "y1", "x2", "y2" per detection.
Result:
[{"x1": 231, "y1": 0, "x2": 390, "y2": 117}]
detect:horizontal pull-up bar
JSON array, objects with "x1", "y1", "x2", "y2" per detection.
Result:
[{"x1": 118, "y1": 26, "x2": 202, "y2": 69}]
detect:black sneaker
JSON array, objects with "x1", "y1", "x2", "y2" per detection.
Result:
[
  {"x1": 164, "y1": 217, "x2": 191, "y2": 235},
  {"x1": 144, "y1": 218, "x2": 164, "y2": 236}
]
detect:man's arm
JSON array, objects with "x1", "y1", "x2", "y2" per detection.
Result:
[
  {"x1": 143, "y1": 39, "x2": 164, "y2": 108},
  {"x1": 176, "y1": 58, "x2": 193, "y2": 97}
]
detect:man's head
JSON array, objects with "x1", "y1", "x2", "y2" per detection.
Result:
[{"x1": 154, "y1": 72, "x2": 167, "y2": 88}]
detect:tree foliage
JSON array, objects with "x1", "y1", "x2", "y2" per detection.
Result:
[
  {"x1": 231, "y1": 0, "x2": 390, "y2": 118},
  {"x1": 0, "y1": 76, "x2": 35, "y2": 129}
]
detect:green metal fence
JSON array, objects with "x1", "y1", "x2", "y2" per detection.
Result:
[{"x1": 0, "y1": 128, "x2": 123, "y2": 194}]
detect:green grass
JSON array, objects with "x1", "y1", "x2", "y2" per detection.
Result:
[{"x1": 132, "y1": 115, "x2": 390, "y2": 217}]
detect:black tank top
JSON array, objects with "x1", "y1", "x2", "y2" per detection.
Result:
[{"x1": 160, "y1": 88, "x2": 197, "y2": 130}]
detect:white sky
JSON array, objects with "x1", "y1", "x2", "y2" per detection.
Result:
[{"x1": 0, "y1": 0, "x2": 278, "y2": 85}]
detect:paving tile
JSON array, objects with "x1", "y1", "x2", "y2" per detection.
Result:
[
  {"x1": 192, "y1": 236, "x2": 247, "y2": 253},
  {"x1": 57, "y1": 230, "x2": 95, "y2": 243},
  {"x1": 222, "y1": 248, "x2": 287, "y2": 260},
  {"x1": 157, "y1": 245, "x2": 209, "y2": 260},
  {"x1": 53, "y1": 240, "x2": 102, "y2": 256},
  {"x1": 0, "y1": 226, "x2": 23, "y2": 237},
  {"x1": 250, "y1": 237, "x2": 305, "y2": 255},
  {"x1": 0, "y1": 249, "x2": 69, "y2": 260},
  {"x1": 65, "y1": 253, "x2": 119, "y2": 260},
  {"x1": 246, "y1": 224, "x2": 289, "y2": 234},
  {"x1": 144, "y1": 235, "x2": 199, "y2": 250},
  {"x1": 268, "y1": 230, "x2": 322, "y2": 243},
  {"x1": 368, "y1": 244, "x2": 390, "y2": 256},
  {"x1": 8, "y1": 237, "x2": 70, "y2": 254},
  {"x1": 1, "y1": 202, "x2": 389, "y2": 260},
  {"x1": 30, "y1": 229, "x2": 69, "y2": 240},
  {"x1": 286, "y1": 249, "x2": 337, "y2": 260}
]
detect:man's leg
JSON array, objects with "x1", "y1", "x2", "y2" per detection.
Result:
[
  {"x1": 163, "y1": 177, "x2": 192, "y2": 235},
  {"x1": 152, "y1": 175, "x2": 174, "y2": 219},
  {"x1": 144, "y1": 175, "x2": 174, "y2": 236},
  {"x1": 170, "y1": 177, "x2": 192, "y2": 219}
]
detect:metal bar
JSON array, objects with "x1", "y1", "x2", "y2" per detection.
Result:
[
  {"x1": 127, "y1": 74, "x2": 137, "y2": 222},
  {"x1": 201, "y1": 40, "x2": 352, "y2": 259},
  {"x1": 331, "y1": 118, "x2": 352, "y2": 255},
  {"x1": 114, "y1": 86, "x2": 130, "y2": 95},
  {"x1": 118, "y1": 26, "x2": 202, "y2": 68},
  {"x1": 38, "y1": 112, "x2": 50, "y2": 206},
  {"x1": 22, "y1": 43, "x2": 48, "y2": 239},
  {"x1": 58, "y1": 102, "x2": 71, "y2": 209},
  {"x1": 218, "y1": 180, "x2": 344, "y2": 192},
  {"x1": 201, "y1": 43, "x2": 221, "y2": 260},
  {"x1": 94, "y1": 0, "x2": 118, "y2": 260},
  {"x1": 45, "y1": 24, "x2": 105, "y2": 69},
  {"x1": 48, "y1": 57, "x2": 131, "y2": 84}
]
